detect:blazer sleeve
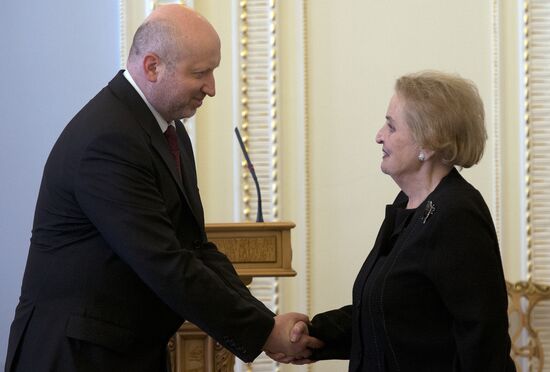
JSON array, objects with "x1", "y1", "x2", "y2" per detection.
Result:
[
  {"x1": 425, "y1": 198, "x2": 513, "y2": 371},
  {"x1": 73, "y1": 130, "x2": 273, "y2": 362},
  {"x1": 308, "y1": 305, "x2": 353, "y2": 360},
  {"x1": 195, "y1": 242, "x2": 275, "y2": 318}
]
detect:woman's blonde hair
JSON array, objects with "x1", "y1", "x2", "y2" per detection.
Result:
[{"x1": 395, "y1": 71, "x2": 486, "y2": 168}]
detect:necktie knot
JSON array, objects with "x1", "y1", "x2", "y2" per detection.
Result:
[{"x1": 164, "y1": 125, "x2": 181, "y2": 179}]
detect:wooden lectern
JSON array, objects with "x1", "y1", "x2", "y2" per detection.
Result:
[{"x1": 168, "y1": 222, "x2": 296, "y2": 372}]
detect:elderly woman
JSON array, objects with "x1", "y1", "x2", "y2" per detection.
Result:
[{"x1": 277, "y1": 71, "x2": 515, "y2": 371}]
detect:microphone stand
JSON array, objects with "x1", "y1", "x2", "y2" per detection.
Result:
[{"x1": 234, "y1": 127, "x2": 264, "y2": 222}]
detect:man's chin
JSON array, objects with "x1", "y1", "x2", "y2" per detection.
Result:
[{"x1": 180, "y1": 109, "x2": 197, "y2": 119}]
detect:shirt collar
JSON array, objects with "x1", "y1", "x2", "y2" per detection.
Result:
[{"x1": 123, "y1": 70, "x2": 174, "y2": 133}]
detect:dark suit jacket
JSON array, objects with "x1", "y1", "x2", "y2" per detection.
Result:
[
  {"x1": 310, "y1": 169, "x2": 515, "y2": 372},
  {"x1": 5, "y1": 71, "x2": 274, "y2": 372}
]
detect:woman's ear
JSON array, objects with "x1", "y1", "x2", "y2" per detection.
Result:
[{"x1": 419, "y1": 148, "x2": 436, "y2": 162}]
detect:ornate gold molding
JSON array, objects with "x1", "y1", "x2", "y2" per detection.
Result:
[
  {"x1": 239, "y1": 0, "x2": 251, "y2": 221},
  {"x1": 238, "y1": 0, "x2": 279, "y2": 222},
  {"x1": 507, "y1": 280, "x2": 550, "y2": 371},
  {"x1": 238, "y1": 1, "x2": 280, "y2": 370}
]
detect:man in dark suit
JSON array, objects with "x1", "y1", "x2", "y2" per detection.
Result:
[{"x1": 5, "y1": 5, "x2": 320, "y2": 372}]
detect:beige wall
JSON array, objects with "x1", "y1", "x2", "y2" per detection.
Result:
[
  {"x1": 194, "y1": 1, "x2": 523, "y2": 371},
  {"x1": 499, "y1": 0, "x2": 523, "y2": 282},
  {"x1": 193, "y1": 0, "x2": 238, "y2": 223}
]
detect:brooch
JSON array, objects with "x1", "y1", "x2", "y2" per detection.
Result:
[{"x1": 422, "y1": 200, "x2": 436, "y2": 224}]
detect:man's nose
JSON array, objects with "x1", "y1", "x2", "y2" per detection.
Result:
[{"x1": 203, "y1": 73, "x2": 216, "y2": 97}]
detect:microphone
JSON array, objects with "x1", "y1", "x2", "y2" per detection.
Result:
[{"x1": 234, "y1": 127, "x2": 264, "y2": 222}]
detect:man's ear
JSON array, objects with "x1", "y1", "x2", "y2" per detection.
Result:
[{"x1": 143, "y1": 53, "x2": 162, "y2": 82}]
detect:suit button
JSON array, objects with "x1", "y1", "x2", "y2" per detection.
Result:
[{"x1": 193, "y1": 240, "x2": 201, "y2": 248}]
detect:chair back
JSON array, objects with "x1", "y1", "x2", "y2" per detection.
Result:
[{"x1": 507, "y1": 280, "x2": 550, "y2": 372}]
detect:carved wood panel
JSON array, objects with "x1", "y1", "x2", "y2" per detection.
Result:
[{"x1": 169, "y1": 322, "x2": 235, "y2": 372}]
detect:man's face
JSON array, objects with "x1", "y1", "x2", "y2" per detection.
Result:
[{"x1": 154, "y1": 40, "x2": 221, "y2": 121}]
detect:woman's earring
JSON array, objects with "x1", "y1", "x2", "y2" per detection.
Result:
[{"x1": 418, "y1": 152, "x2": 426, "y2": 162}]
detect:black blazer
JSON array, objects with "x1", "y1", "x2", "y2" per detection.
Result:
[
  {"x1": 310, "y1": 169, "x2": 515, "y2": 372},
  {"x1": 6, "y1": 71, "x2": 274, "y2": 372}
]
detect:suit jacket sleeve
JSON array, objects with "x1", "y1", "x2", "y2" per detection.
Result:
[
  {"x1": 308, "y1": 305, "x2": 353, "y2": 360},
  {"x1": 195, "y1": 242, "x2": 275, "y2": 318},
  {"x1": 73, "y1": 129, "x2": 273, "y2": 362}
]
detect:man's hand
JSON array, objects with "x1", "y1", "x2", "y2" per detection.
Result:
[{"x1": 263, "y1": 314, "x2": 323, "y2": 364}]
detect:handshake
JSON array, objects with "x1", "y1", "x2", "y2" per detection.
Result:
[{"x1": 262, "y1": 312, "x2": 324, "y2": 365}]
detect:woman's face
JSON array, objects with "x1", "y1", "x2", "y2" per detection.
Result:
[{"x1": 375, "y1": 93, "x2": 422, "y2": 181}]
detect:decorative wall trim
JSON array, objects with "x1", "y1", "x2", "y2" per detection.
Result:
[
  {"x1": 521, "y1": 0, "x2": 533, "y2": 281},
  {"x1": 491, "y1": 0, "x2": 503, "y2": 244},
  {"x1": 236, "y1": 0, "x2": 280, "y2": 370},
  {"x1": 302, "y1": 0, "x2": 312, "y2": 329},
  {"x1": 119, "y1": 0, "x2": 127, "y2": 69},
  {"x1": 238, "y1": 0, "x2": 280, "y2": 223},
  {"x1": 519, "y1": 1, "x2": 550, "y2": 368},
  {"x1": 301, "y1": 2, "x2": 313, "y2": 370},
  {"x1": 519, "y1": 0, "x2": 550, "y2": 281}
]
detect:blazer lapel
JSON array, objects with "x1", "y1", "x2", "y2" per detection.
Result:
[
  {"x1": 352, "y1": 192, "x2": 407, "y2": 304},
  {"x1": 354, "y1": 205, "x2": 396, "y2": 289}
]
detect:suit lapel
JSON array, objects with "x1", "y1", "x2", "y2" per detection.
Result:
[
  {"x1": 175, "y1": 121, "x2": 205, "y2": 231},
  {"x1": 107, "y1": 71, "x2": 204, "y2": 231},
  {"x1": 108, "y1": 71, "x2": 185, "y2": 193}
]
